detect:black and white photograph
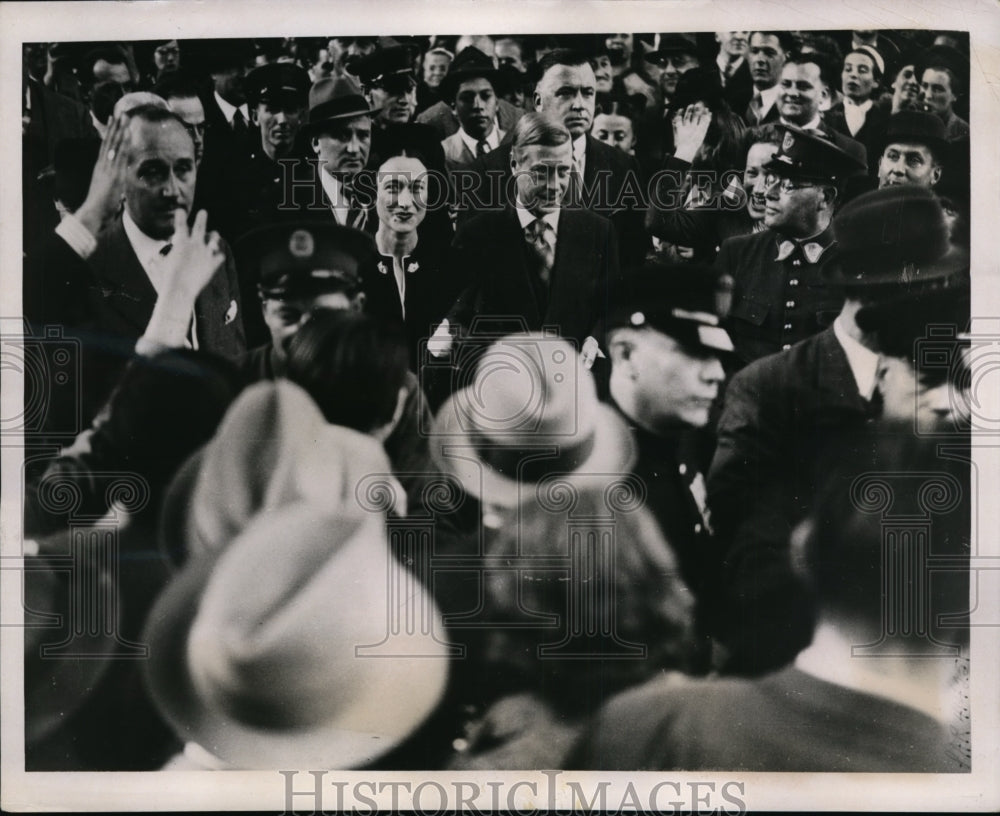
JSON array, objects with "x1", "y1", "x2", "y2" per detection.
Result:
[{"x1": 2, "y1": 0, "x2": 999, "y2": 811}]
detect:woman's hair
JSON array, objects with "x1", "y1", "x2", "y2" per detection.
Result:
[
  {"x1": 473, "y1": 486, "x2": 696, "y2": 715},
  {"x1": 285, "y1": 310, "x2": 409, "y2": 434}
]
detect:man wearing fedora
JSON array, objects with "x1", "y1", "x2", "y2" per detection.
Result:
[
  {"x1": 439, "y1": 47, "x2": 505, "y2": 172},
  {"x1": 642, "y1": 33, "x2": 701, "y2": 111},
  {"x1": 605, "y1": 262, "x2": 735, "y2": 670},
  {"x1": 473, "y1": 48, "x2": 647, "y2": 269},
  {"x1": 294, "y1": 76, "x2": 378, "y2": 231},
  {"x1": 716, "y1": 123, "x2": 867, "y2": 364},
  {"x1": 877, "y1": 109, "x2": 947, "y2": 190},
  {"x1": 707, "y1": 185, "x2": 969, "y2": 675}
]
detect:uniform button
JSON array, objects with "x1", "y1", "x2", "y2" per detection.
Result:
[
  {"x1": 789, "y1": 278, "x2": 799, "y2": 286},
  {"x1": 782, "y1": 344, "x2": 792, "y2": 350},
  {"x1": 784, "y1": 322, "x2": 793, "y2": 330},
  {"x1": 785, "y1": 300, "x2": 796, "y2": 308},
  {"x1": 694, "y1": 523, "x2": 703, "y2": 534},
  {"x1": 792, "y1": 259, "x2": 801, "y2": 266},
  {"x1": 678, "y1": 464, "x2": 687, "y2": 475}
]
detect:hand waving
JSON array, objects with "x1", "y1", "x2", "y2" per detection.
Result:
[
  {"x1": 671, "y1": 104, "x2": 713, "y2": 164},
  {"x1": 159, "y1": 208, "x2": 224, "y2": 302},
  {"x1": 75, "y1": 113, "x2": 133, "y2": 236}
]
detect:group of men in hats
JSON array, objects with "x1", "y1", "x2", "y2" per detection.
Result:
[{"x1": 21, "y1": 29, "x2": 974, "y2": 773}]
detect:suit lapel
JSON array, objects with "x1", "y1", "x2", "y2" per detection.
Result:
[
  {"x1": 501, "y1": 208, "x2": 543, "y2": 326},
  {"x1": 97, "y1": 219, "x2": 159, "y2": 332}
]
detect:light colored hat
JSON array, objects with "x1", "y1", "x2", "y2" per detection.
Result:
[
  {"x1": 430, "y1": 333, "x2": 635, "y2": 507},
  {"x1": 143, "y1": 503, "x2": 450, "y2": 769},
  {"x1": 170, "y1": 379, "x2": 406, "y2": 564}
]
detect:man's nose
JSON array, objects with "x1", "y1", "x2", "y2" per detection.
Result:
[
  {"x1": 925, "y1": 383, "x2": 955, "y2": 419},
  {"x1": 702, "y1": 356, "x2": 725, "y2": 383}
]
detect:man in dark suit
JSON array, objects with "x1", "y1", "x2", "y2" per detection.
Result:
[
  {"x1": 743, "y1": 31, "x2": 792, "y2": 126},
  {"x1": 469, "y1": 48, "x2": 647, "y2": 269},
  {"x1": 714, "y1": 31, "x2": 754, "y2": 116},
  {"x1": 57, "y1": 105, "x2": 245, "y2": 414},
  {"x1": 716, "y1": 124, "x2": 866, "y2": 364},
  {"x1": 439, "y1": 113, "x2": 621, "y2": 365},
  {"x1": 707, "y1": 185, "x2": 969, "y2": 675},
  {"x1": 776, "y1": 50, "x2": 867, "y2": 163}
]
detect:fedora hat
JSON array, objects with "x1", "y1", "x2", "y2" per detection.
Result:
[
  {"x1": 307, "y1": 76, "x2": 379, "y2": 133},
  {"x1": 158, "y1": 379, "x2": 406, "y2": 567},
  {"x1": 825, "y1": 185, "x2": 968, "y2": 286},
  {"x1": 144, "y1": 503, "x2": 450, "y2": 769},
  {"x1": 430, "y1": 333, "x2": 635, "y2": 507},
  {"x1": 441, "y1": 46, "x2": 499, "y2": 99}
]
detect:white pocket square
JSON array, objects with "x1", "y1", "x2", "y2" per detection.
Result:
[{"x1": 225, "y1": 299, "x2": 238, "y2": 325}]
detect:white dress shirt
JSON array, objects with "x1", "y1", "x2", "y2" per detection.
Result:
[
  {"x1": 571, "y1": 133, "x2": 587, "y2": 179},
  {"x1": 833, "y1": 312, "x2": 881, "y2": 400},
  {"x1": 457, "y1": 122, "x2": 503, "y2": 157},
  {"x1": 319, "y1": 167, "x2": 351, "y2": 226},
  {"x1": 213, "y1": 91, "x2": 249, "y2": 127}
]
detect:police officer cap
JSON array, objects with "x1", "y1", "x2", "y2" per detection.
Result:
[
  {"x1": 245, "y1": 62, "x2": 311, "y2": 108},
  {"x1": 826, "y1": 185, "x2": 968, "y2": 287},
  {"x1": 764, "y1": 124, "x2": 867, "y2": 182},
  {"x1": 607, "y1": 262, "x2": 734, "y2": 354},
  {"x1": 235, "y1": 222, "x2": 378, "y2": 300}
]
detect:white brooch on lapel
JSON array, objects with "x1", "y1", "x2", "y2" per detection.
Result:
[
  {"x1": 225, "y1": 299, "x2": 238, "y2": 325},
  {"x1": 377, "y1": 261, "x2": 389, "y2": 275},
  {"x1": 406, "y1": 261, "x2": 420, "y2": 274}
]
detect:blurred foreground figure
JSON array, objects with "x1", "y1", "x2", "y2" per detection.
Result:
[{"x1": 572, "y1": 431, "x2": 970, "y2": 771}]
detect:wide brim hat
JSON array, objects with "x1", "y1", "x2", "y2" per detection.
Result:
[
  {"x1": 350, "y1": 45, "x2": 417, "y2": 87},
  {"x1": 143, "y1": 505, "x2": 450, "y2": 769},
  {"x1": 646, "y1": 32, "x2": 699, "y2": 63},
  {"x1": 824, "y1": 184, "x2": 969, "y2": 286},
  {"x1": 306, "y1": 76, "x2": 380, "y2": 132},
  {"x1": 429, "y1": 334, "x2": 636, "y2": 508}
]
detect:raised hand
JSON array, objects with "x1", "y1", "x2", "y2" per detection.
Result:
[
  {"x1": 75, "y1": 113, "x2": 133, "y2": 236},
  {"x1": 671, "y1": 104, "x2": 713, "y2": 164}
]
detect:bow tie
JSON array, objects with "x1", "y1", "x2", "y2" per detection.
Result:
[{"x1": 776, "y1": 240, "x2": 826, "y2": 264}]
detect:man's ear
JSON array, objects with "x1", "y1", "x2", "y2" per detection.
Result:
[
  {"x1": 931, "y1": 164, "x2": 943, "y2": 186},
  {"x1": 533, "y1": 90, "x2": 543, "y2": 112},
  {"x1": 352, "y1": 292, "x2": 366, "y2": 313}
]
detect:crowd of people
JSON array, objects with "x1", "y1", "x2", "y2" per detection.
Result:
[{"x1": 21, "y1": 30, "x2": 973, "y2": 773}]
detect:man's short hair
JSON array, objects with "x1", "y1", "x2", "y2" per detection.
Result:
[
  {"x1": 749, "y1": 31, "x2": 796, "y2": 53},
  {"x1": 741, "y1": 122, "x2": 783, "y2": 155},
  {"x1": 536, "y1": 48, "x2": 591, "y2": 80},
  {"x1": 785, "y1": 49, "x2": 838, "y2": 91},
  {"x1": 510, "y1": 111, "x2": 571, "y2": 158},
  {"x1": 127, "y1": 102, "x2": 188, "y2": 130},
  {"x1": 151, "y1": 70, "x2": 202, "y2": 102}
]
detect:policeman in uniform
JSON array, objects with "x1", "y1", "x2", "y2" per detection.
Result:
[
  {"x1": 605, "y1": 262, "x2": 735, "y2": 670},
  {"x1": 716, "y1": 123, "x2": 867, "y2": 365},
  {"x1": 234, "y1": 221, "x2": 379, "y2": 381}
]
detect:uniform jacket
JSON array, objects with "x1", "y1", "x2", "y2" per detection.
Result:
[
  {"x1": 706, "y1": 326, "x2": 879, "y2": 672},
  {"x1": 715, "y1": 225, "x2": 842, "y2": 364},
  {"x1": 447, "y1": 205, "x2": 622, "y2": 348}
]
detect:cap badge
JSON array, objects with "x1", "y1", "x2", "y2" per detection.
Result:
[{"x1": 289, "y1": 229, "x2": 315, "y2": 259}]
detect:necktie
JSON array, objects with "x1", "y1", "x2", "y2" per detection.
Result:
[
  {"x1": 525, "y1": 218, "x2": 555, "y2": 284},
  {"x1": 476, "y1": 139, "x2": 490, "y2": 158},
  {"x1": 750, "y1": 93, "x2": 763, "y2": 123},
  {"x1": 345, "y1": 184, "x2": 368, "y2": 231},
  {"x1": 231, "y1": 108, "x2": 251, "y2": 155}
]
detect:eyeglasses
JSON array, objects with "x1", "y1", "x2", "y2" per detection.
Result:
[{"x1": 762, "y1": 173, "x2": 817, "y2": 193}]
